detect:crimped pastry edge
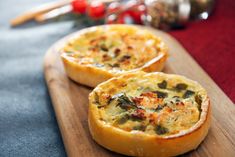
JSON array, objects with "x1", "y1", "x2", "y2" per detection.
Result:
[
  {"x1": 61, "y1": 24, "x2": 168, "y2": 87},
  {"x1": 88, "y1": 71, "x2": 211, "y2": 157}
]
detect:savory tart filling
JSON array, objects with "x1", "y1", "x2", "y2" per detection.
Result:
[
  {"x1": 62, "y1": 26, "x2": 166, "y2": 72},
  {"x1": 92, "y1": 72, "x2": 207, "y2": 136}
]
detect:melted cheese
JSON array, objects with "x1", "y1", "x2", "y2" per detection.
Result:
[
  {"x1": 62, "y1": 26, "x2": 165, "y2": 73},
  {"x1": 92, "y1": 72, "x2": 207, "y2": 136}
]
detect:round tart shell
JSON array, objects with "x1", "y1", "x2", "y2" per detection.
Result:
[
  {"x1": 61, "y1": 25, "x2": 168, "y2": 87},
  {"x1": 88, "y1": 72, "x2": 211, "y2": 157}
]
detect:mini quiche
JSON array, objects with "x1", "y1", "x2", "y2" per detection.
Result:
[
  {"x1": 61, "y1": 25, "x2": 168, "y2": 87},
  {"x1": 88, "y1": 71, "x2": 211, "y2": 157}
]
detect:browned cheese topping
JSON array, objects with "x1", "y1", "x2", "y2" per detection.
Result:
[{"x1": 92, "y1": 73, "x2": 206, "y2": 136}]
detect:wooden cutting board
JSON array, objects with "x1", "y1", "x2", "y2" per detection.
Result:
[{"x1": 44, "y1": 25, "x2": 235, "y2": 157}]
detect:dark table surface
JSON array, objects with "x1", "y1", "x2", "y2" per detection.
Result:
[{"x1": 0, "y1": 0, "x2": 234, "y2": 157}]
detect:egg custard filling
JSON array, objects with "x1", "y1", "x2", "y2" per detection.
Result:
[
  {"x1": 62, "y1": 26, "x2": 167, "y2": 73},
  {"x1": 91, "y1": 72, "x2": 206, "y2": 136}
]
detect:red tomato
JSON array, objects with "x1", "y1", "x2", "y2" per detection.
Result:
[
  {"x1": 106, "y1": 2, "x2": 121, "y2": 15},
  {"x1": 128, "y1": 4, "x2": 146, "y2": 24},
  {"x1": 106, "y1": 12, "x2": 133, "y2": 24},
  {"x1": 87, "y1": 1, "x2": 106, "y2": 20},
  {"x1": 71, "y1": 0, "x2": 87, "y2": 14},
  {"x1": 116, "y1": 13, "x2": 125, "y2": 24}
]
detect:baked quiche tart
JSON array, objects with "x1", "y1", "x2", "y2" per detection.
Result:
[
  {"x1": 88, "y1": 71, "x2": 211, "y2": 157},
  {"x1": 61, "y1": 25, "x2": 168, "y2": 87}
]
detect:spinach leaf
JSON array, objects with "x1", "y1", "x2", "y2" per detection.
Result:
[
  {"x1": 153, "y1": 91, "x2": 168, "y2": 98},
  {"x1": 157, "y1": 80, "x2": 167, "y2": 89},
  {"x1": 116, "y1": 114, "x2": 130, "y2": 124},
  {"x1": 175, "y1": 83, "x2": 188, "y2": 91},
  {"x1": 155, "y1": 125, "x2": 169, "y2": 135},
  {"x1": 115, "y1": 93, "x2": 136, "y2": 110},
  {"x1": 100, "y1": 44, "x2": 108, "y2": 51},
  {"x1": 183, "y1": 90, "x2": 195, "y2": 98}
]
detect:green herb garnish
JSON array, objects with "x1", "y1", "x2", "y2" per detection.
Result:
[
  {"x1": 119, "y1": 55, "x2": 131, "y2": 62},
  {"x1": 157, "y1": 80, "x2": 167, "y2": 89},
  {"x1": 133, "y1": 125, "x2": 146, "y2": 131},
  {"x1": 116, "y1": 114, "x2": 129, "y2": 124},
  {"x1": 107, "y1": 63, "x2": 120, "y2": 67},
  {"x1": 100, "y1": 44, "x2": 108, "y2": 51},
  {"x1": 155, "y1": 125, "x2": 169, "y2": 135},
  {"x1": 153, "y1": 91, "x2": 168, "y2": 98},
  {"x1": 175, "y1": 83, "x2": 188, "y2": 91},
  {"x1": 183, "y1": 90, "x2": 195, "y2": 98},
  {"x1": 155, "y1": 104, "x2": 166, "y2": 111},
  {"x1": 115, "y1": 93, "x2": 136, "y2": 110},
  {"x1": 195, "y1": 94, "x2": 202, "y2": 113}
]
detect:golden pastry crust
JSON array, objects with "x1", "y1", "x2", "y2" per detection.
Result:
[
  {"x1": 88, "y1": 71, "x2": 211, "y2": 157},
  {"x1": 61, "y1": 25, "x2": 168, "y2": 87}
]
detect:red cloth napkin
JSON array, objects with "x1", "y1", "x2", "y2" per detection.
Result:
[{"x1": 169, "y1": 0, "x2": 235, "y2": 103}]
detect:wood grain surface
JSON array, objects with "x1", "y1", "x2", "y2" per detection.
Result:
[{"x1": 44, "y1": 25, "x2": 235, "y2": 157}]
